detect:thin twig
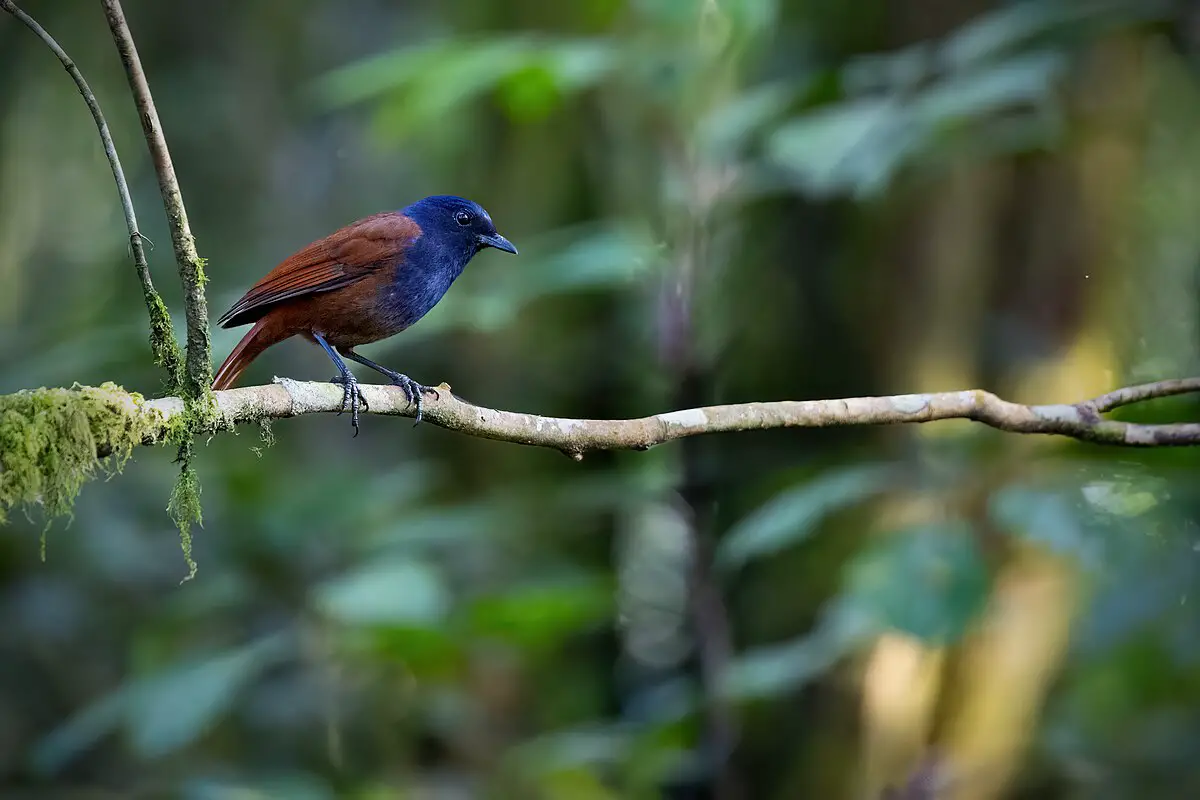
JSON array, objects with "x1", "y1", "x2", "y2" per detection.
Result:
[
  {"x1": 31, "y1": 376, "x2": 1200, "y2": 456},
  {"x1": 1086, "y1": 376, "x2": 1200, "y2": 413},
  {"x1": 2, "y1": 0, "x2": 182, "y2": 383},
  {"x1": 100, "y1": 0, "x2": 211, "y2": 399}
]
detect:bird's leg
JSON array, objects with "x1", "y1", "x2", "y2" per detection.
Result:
[
  {"x1": 312, "y1": 333, "x2": 367, "y2": 436},
  {"x1": 342, "y1": 349, "x2": 438, "y2": 426}
]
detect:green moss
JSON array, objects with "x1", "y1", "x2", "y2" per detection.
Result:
[
  {"x1": 164, "y1": 387, "x2": 222, "y2": 582},
  {"x1": 152, "y1": 244, "x2": 217, "y2": 579},
  {"x1": 145, "y1": 290, "x2": 184, "y2": 394},
  {"x1": 4, "y1": 243, "x2": 223, "y2": 579},
  {"x1": 0, "y1": 380, "x2": 234, "y2": 580},
  {"x1": 0, "y1": 383, "x2": 159, "y2": 543},
  {"x1": 167, "y1": 458, "x2": 201, "y2": 582}
]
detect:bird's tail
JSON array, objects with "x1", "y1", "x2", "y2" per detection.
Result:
[{"x1": 212, "y1": 318, "x2": 288, "y2": 390}]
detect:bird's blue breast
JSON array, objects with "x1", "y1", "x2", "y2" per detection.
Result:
[{"x1": 373, "y1": 231, "x2": 472, "y2": 334}]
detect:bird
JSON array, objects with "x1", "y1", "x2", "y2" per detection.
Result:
[{"x1": 211, "y1": 195, "x2": 517, "y2": 434}]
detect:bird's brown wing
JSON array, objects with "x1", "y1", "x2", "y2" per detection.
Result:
[{"x1": 217, "y1": 212, "x2": 422, "y2": 328}]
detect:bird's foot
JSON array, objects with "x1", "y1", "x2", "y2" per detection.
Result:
[
  {"x1": 389, "y1": 373, "x2": 439, "y2": 426},
  {"x1": 330, "y1": 373, "x2": 368, "y2": 436}
]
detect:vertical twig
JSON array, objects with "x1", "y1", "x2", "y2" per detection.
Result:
[
  {"x1": 99, "y1": 0, "x2": 211, "y2": 399},
  {"x1": 1, "y1": 0, "x2": 183, "y2": 386}
]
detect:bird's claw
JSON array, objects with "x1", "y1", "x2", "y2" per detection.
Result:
[
  {"x1": 391, "y1": 373, "x2": 437, "y2": 426},
  {"x1": 330, "y1": 374, "x2": 368, "y2": 436}
]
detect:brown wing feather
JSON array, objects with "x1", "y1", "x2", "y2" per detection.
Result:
[{"x1": 217, "y1": 212, "x2": 422, "y2": 328}]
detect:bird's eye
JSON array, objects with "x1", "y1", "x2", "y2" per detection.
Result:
[{"x1": 454, "y1": 210, "x2": 473, "y2": 226}]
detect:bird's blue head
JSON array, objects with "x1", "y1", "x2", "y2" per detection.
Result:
[{"x1": 403, "y1": 195, "x2": 517, "y2": 272}]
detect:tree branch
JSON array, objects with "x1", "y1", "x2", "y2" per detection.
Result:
[
  {"x1": 100, "y1": 0, "x2": 211, "y2": 399},
  {"x1": 3, "y1": 376, "x2": 1196, "y2": 532},
  {"x1": 1, "y1": 0, "x2": 183, "y2": 385},
  {"x1": 66, "y1": 376, "x2": 1200, "y2": 455}
]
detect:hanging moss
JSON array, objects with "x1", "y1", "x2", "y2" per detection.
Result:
[
  {"x1": 139, "y1": 282, "x2": 204, "y2": 578},
  {"x1": 0, "y1": 381, "x2": 239, "y2": 579},
  {"x1": 0, "y1": 383, "x2": 160, "y2": 536},
  {"x1": 167, "y1": 456, "x2": 201, "y2": 581},
  {"x1": 250, "y1": 419, "x2": 276, "y2": 458},
  {"x1": 163, "y1": 386, "x2": 221, "y2": 582}
]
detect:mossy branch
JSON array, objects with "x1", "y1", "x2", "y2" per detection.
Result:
[
  {"x1": 0, "y1": 384, "x2": 161, "y2": 529},
  {"x1": 1, "y1": 374, "x2": 1197, "y2": 502},
  {"x1": 99, "y1": 0, "x2": 211, "y2": 402},
  {"x1": 1, "y1": 377, "x2": 1196, "y2": 572},
  {"x1": 3, "y1": 375, "x2": 1197, "y2": 467},
  {"x1": 1, "y1": 0, "x2": 183, "y2": 389}
]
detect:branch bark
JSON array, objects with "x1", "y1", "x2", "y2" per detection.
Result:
[
  {"x1": 1, "y1": 0, "x2": 183, "y2": 384},
  {"x1": 100, "y1": 0, "x2": 211, "y2": 399},
  {"x1": 67, "y1": 375, "x2": 1200, "y2": 455}
]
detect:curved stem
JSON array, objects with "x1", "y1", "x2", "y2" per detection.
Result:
[{"x1": 2, "y1": 0, "x2": 182, "y2": 383}]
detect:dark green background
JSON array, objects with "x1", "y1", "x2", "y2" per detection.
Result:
[{"x1": 2, "y1": 1, "x2": 1199, "y2": 797}]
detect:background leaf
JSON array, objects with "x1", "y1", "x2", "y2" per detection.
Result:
[
  {"x1": 129, "y1": 634, "x2": 291, "y2": 758},
  {"x1": 841, "y1": 522, "x2": 991, "y2": 645},
  {"x1": 313, "y1": 559, "x2": 449, "y2": 627},
  {"x1": 717, "y1": 464, "x2": 898, "y2": 571}
]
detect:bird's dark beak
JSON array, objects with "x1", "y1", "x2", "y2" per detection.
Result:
[{"x1": 479, "y1": 232, "x2": 518, "y2": 255}]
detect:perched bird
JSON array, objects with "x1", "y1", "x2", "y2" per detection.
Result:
[{"x1": 211, "y1": 195, "x2": 517, "y2": 433}]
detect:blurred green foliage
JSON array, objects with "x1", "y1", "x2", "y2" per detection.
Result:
[{"x1": 2, "y1": 0, "x2": 1200, "y2": 797}]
